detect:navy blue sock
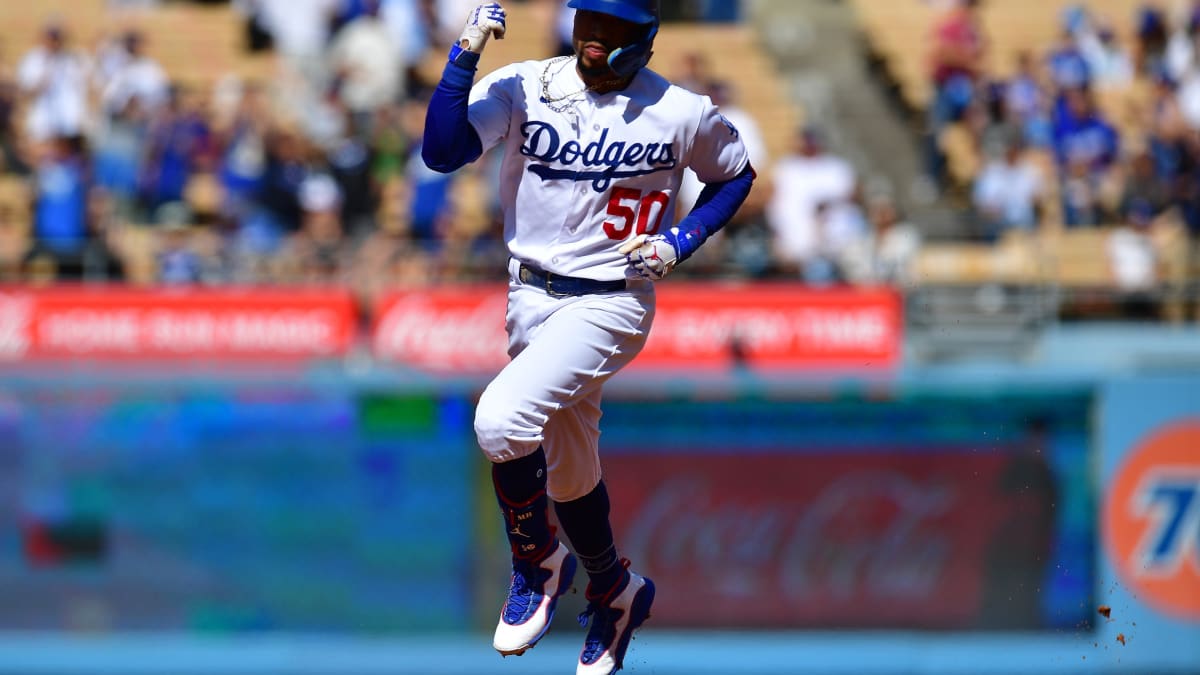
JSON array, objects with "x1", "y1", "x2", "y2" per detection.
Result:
[
  {"x1": 492, "y1": 448, "x2": 554, "y2": 561},
  {"x1": 554, "y1": 481, "x2": 625, "y2": 596}
]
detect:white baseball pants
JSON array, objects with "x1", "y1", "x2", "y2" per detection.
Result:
[{"x1": 474, "y1": 258, "x2": 655, "y2": 502}]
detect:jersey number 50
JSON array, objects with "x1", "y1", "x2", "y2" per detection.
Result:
[{"x1": 603, "y1": 187, "x2": 669, "y2": 240}]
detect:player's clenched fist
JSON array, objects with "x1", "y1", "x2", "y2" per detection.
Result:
[
  {"x1": 619, "y1": 232, "x2": 680, "y2": 281},
  {"x1": 459, "y1": 3, "x2": 507, "y2": 53}
]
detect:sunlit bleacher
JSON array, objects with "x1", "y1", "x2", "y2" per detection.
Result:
[{"x1": 850, "y1": 0, "x2": 1199, "y2": 322}]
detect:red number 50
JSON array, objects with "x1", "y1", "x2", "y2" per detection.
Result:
[{"x1": 603, "y1": 187, "x2": 670, "y2": 240}]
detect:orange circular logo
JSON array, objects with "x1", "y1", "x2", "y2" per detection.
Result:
[{"x1": 1104, "y1": 421, "x2": 1200, "y2": 619}]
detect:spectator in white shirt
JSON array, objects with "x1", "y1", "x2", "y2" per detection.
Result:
[
  {"x1": 972, "y1": 139, "x2": 1043, "y2": 239},
  {"x1": 1165, "y1": 4, "x2": 1200, "y2": 81},
  {"x1": 256, "y1": 0, "x2": 339, "y2": 69},
  {"x1": 329, "y1": 0, "x2": 403, "y2": 120},
  {"x1": 808, "y1": 192, "x2": 869, "y2": 285},
  {"x1": 1079, "y1": 23, "x2": 1134, "y2": 88},
  {"x1": 16, "y1": 24, "x2": 90, "y2": 142},
  {"x1": 433, "y1": 0, "x2": 480, "y2": 49},
  {"x1": 1180, "y1": 66, "x2": 1200, "y2": 130},
  {"x1": 99, "y1": 31, "x2": 170, "y2": 119},
  {"x1": 766, "y1": 125, "x2": 856, "y2": 278},
  {"x1": 380, "y1": 0, "x2": 432, "y2": 70},
  {"x1": 838, "y1": 193, "x2": 922, "y2": 286},
  {"x1": 1106, "y1": 206, "x2": 1162, "y2": 319}
]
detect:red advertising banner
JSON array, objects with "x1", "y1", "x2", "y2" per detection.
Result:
[
  {"x1": 372, "y1": 284, "x2": 902, "y2": 371},
  {"x1": 373, "y1": 286, "x2": 511, "y2": 372},
  {"x1": 0, "y1": 287, "x2": 357, "y2": 360},
  {"x1": 648, "y1": 284, "x2": 901, "y2": 369},
  {"x1": 603, "y1": 449, "x2": 1050, "y2": 628}
]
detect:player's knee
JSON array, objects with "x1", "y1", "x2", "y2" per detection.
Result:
[
  {"x1": 474, "y1": 395, "x2": 534, "y2": 463},
  {"x1": 473, "y1": 406, "x2": 505, "y2": 461}
]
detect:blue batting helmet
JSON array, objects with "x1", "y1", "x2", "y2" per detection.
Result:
[
  {"x1": 567, "y1": 0, "x2": 659, "y2": 77},
  {"x1": 567, "y1": 0, "x2": 658, "y2": 25}
]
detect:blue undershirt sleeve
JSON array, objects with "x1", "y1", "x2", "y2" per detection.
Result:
[
  {"x1": 670, "y1": 164, "x2": 757, "y2": 262},
  {"x1": 422, "y1": 48, "x2": 484, "y2": 173}
]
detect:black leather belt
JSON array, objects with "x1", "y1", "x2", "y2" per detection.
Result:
[{"x1": 518, "y1": 263, "x2": 627, "y2": 296}]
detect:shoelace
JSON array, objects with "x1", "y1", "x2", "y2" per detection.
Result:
[
  {"x1": 577, "y1": 558, "x2": 633, "y2": 661},
  {"x1": 577, "y1": 602, "x2": 616, "y2": 661},
  {"x1": 503, "y1": 560, "x2": 546, "y2": 622}
]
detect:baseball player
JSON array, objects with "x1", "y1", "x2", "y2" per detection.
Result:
[{"x1": 422, "y1": 1, "x2": 755, "y2": 672}]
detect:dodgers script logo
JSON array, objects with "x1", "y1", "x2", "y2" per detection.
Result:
[{"x1": 519, "y1": 121, "x2": 677, "y2": 192}]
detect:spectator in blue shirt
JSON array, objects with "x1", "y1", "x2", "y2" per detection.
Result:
[
  {"x1": 33, "y1": 135, "x2": 89, "y2": 261},
  {"x1": 92, "y1": 97, "x2": 147, "y2": 215},
  {"x1": 140, "y1": 86, "x2": 212, "y2": 217},
  {"x1": 1046, "y1": 28, "x2": 1091, "y2": 91},
  {"x1": 1053, "y1": 86, "x2": 1119, "y2": 173}
]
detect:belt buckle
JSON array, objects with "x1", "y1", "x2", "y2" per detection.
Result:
[{"x1": 544, "y1": 275, "x2": 571, "y2": 297}]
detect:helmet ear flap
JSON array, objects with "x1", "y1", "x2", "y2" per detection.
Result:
[{"x1": 606, "y1": 23, "x2": 657, "y2": 77}]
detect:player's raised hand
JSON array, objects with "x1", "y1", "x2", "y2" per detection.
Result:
[
  {"x1": 458, "y1": 3, "x2": 507, "y2": 53},
  {"x1": 619, "y1": 232, "x2": 680, "y2": 281}
]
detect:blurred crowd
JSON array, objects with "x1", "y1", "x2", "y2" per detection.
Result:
[
  {"x1": 0, "y1": 0, "x2": 923, "y2": 300},
  {"x1": 5, "y1": 0, "x2": 1197, "y2": 309},
  {"x1": 0, "y1": 0, "x2": 515, "y2": 305},
  {"x1": 923, "y1": 0, "x2": 1200, "y2": 309},
  {"x1": 672, "y1": 49, "x2": 922, "y2": 289}
]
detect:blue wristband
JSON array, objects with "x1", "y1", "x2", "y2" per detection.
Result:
[
  {"x1": 448, "y1": 44, "x2": 481, "y2": 70},
  {"x1": 665, "y1": 223, "x2": 701, "y2": 262}
]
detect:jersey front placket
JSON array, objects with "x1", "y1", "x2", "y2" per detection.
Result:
[
  {"x1": 538, "y1": 83, "x2": 620, "y2": 278},
  {"x1": 563, "y1": 100, "x2": 606, "y2": 252}
]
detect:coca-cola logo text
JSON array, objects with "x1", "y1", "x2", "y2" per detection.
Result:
[
  {"x1": 373, "y1": 293, "x2": 509, "y2": 370},
  {"x1": 623, "y1": 472, "x2": 953, "y2": 601},
  {"x1": 605, "y1": 450, "x2": 1017, "y2": 627}
]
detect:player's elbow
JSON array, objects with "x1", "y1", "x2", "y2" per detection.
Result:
[
  {"x1": 421, "y1": 146, "x2": 463, "y2": 174},
  {"x1": 421, "y1": 128, "x2": 483, "y2": 173}
]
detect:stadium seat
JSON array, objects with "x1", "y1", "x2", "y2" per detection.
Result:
[
  {"x1": 0, "y1": 176, "x2": 32, "y2": 279},
  {"x1": 911, "y1": 231, "x2": 1044, "y2": 286},
  {"x1": 111, "y1": 223, "x2": 160, "y2": 286}
]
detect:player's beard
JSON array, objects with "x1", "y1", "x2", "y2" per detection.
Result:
[{"x1": 576, "y1": 52, "x2": 614, "y2": 80}]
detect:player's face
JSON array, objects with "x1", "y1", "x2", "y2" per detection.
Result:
[{"x1": 572, "y1": 10, "x2": 644, "y2": 78}]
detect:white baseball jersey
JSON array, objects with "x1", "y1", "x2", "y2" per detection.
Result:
[{"x1": 467, "y1": 56, "x2": 750, "y2": 281}]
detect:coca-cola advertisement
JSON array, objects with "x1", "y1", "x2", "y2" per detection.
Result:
[
  {"x1": 372, "y1": 286, "x2": 510, "y2": 371},
  {"x1": 0, "y1": 288, "x2": 357, "y2": 361},
  {"x1": 603, "y1": 449, "x2": 1060, "y2": 630},
  {"x1": 372, "y1": 284, "x2": 902, "y2": 371}
]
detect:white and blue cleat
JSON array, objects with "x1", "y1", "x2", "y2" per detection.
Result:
[
  {"x1": 576, "y1": 570, "x2": 655, "y2": 675},
  {"x1": 493, "y1": 540, "x2": 578, "y2": 656}
]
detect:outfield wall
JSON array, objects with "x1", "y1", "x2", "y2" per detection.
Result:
[{"x1": 0, "y1": 325, "x2": 1197, "y2": 673}]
